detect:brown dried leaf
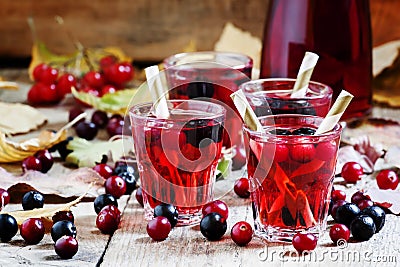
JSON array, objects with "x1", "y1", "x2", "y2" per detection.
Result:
[
  {"x1": 336, "y1": 146, "x2": 375, "y2": 175},
  {"x1": 0, "y1": 113, "x2": 85, "y2": 163},
  {"x1": 0, "y1": 167, "x2": 103, "y2": 201},
  {"x1": 364, "y1": 188, "x2": 400, "y2": 215}
]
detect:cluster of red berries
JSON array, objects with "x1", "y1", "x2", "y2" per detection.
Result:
[
  {"x1": 141, "y1": 196, "x2": 253, "y2": 246},
  {"x1": 91, "y1": 161, "x2": 140, "y2": 235},
  {"x1": 0, "y1": 189, "x2": 78, "y2": 259},
  {"x1": 28, "y1": 56, "x2": 134, "y2": 105},
  {"x1": 141, "y1": 176, "x2": 253, "y2": 245},
  {"x1": 329, "y1": 189, "x2": 386, "y2": 243}
]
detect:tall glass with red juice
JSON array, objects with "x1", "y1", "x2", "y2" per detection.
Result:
[
  {"x1": 243, "y1": 115, "x2": 342, "y2": 241},
  {"x1": 130, "y1": 100, "x2": 225, "y2": 226},
  {"x1": 164, "y1": 52, "x2": 253, "y2": 169},
  {"x1": 260, "y1": 0, "x2": 372, "y2": 120}
]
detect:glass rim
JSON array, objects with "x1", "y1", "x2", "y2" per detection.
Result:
[
  {"x1": 163, "y1": 51, "x2": 253, "y2": 69},
  {"x1": 243, "y1": 114, "x2": 342, "y2": 141},
  {"x1": 240, "y1": 78, "x2": 333, "y2": 100},
  {"x1": 129, "y1": 99, "x2": 226, "y2": 122}
]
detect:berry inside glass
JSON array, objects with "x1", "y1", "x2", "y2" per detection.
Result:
[
  {"x1": 241, "y1": 78, "x2": 332, "y2": 117},
  {"x1": 130, "y1": 100, "x2": 225, "y2": 226},
  {"x1": 243, "y1": 114, "x2": 342, "y2": 242},
  {"x1": 163, "y1": 52, "x2": 253, "y2": 157}
]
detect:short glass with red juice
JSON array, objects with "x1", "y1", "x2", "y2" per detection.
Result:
[
  {"x1": 241, "y1": 78, "x2": 332, "y2": 117},
  {"x1": 130, "y1": 100, "x2": 226, "y2": 226},
  {"x1": 163, "y1": 52, "x2": 253, "y2": 169},
  {"x1": 243, "y1": 114, "x2": 342, "y2": 242}
]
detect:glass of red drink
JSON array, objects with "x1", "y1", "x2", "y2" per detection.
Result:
[
  {"x1": 163, "y1": 51, "x2": 253, "y2": 169},
  {"x1": 243, "y1": 114, "x2": 342, "y2": 242},
  {"x1": 241, "y1": 78, "x2": 332, "y2": 117},
  {"x1": 130, "y1": 100, "x2": 226, "y2": 226},
  {"x1": 260, "y1": 0, "x2": 372, "y2": 119}
]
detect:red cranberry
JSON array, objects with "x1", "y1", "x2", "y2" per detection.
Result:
[
  {"x1": 106, "y1": 115, "x2": 124, "y2": 137},
  {"x1": 292, "y1": 233, "x2": 318, "y2": 252},
  {"x1": 231, "y1": 221, "x2": 253, "y2": 246},
  {"x1": 331, "y1": 189, "x2": 346, "y2": 202},
  {"x1": 274, "y1": 144, "x2": 289, "y2": 162},
  {"x1": 52, "y1": 211, "x2": 75, "y2": 224},
  {"x1": 316, "y1": 141, "x2": 337, "y2": 161},
  {"x1": 135, "y1": 187, "x2": 144, "y2": 207},
  {"x1": 22, "y1": 156, "x2": 42, "y2": 172},
  {"x1": 146, "y1": 216, "x2": 171, "y2": 241},
  {"x1": 0, "y1": 188, "x2": 10, "y2": 208},
  {"x1": 34, "y1": 149, "x2": 54, "y2": 173},
  {"x1": 99, "y1": 205, "x2": 121, "y2": 221},
  {"x1": 56, "y1": 73, "x2": 77, "y2": 97},
  {"x1": 83, "y1": 71, "x2": 105, "y2": 89},
  {"x1": 357, "y1": 199, "x2": 374, "y2": 210},
  {"x1": 105, "y1": 175, "x2": 126, "y2": 198},
  {"x1": 289, "y1": 144, "x2": 316, "y2": 163},
  {"x1": 234, "y1": 178, "x2": 250, "y2": 198},
  {"x1": 96, "y1": 210, "x2": 120, "y2": 234},
  {"x1": 20, "y1": 218, "x2": 45, "y2": 244},
  {"x1": 54, "y1": 236, "x2": 78, "y2": 259},
  {"x1": 329, "y1": 223, "x2": 350, "y2": 244},
  {"x1": 202, "y1": 200, "x2": 229, "y2": 220},
  {"x1": 93, "y1": 163, "x2": 114, "y2": 179},
  {"x1": 351, "y1": 191, "x2": 370, "y2": 205},
  {"x1": 376, "y1": 169, "x2": 399, "y2": 190},
  {"x1": 341, "y1": 162, "x2": 363, "y2": 183}
]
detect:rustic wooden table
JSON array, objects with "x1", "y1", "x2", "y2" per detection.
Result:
[{"x1": 0, "y1": 70, "x2": 399, "y2": 267}]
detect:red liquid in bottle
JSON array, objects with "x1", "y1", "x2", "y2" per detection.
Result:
[{"x1": 260, "y1": 0, "x2": 372, "y2": 119}]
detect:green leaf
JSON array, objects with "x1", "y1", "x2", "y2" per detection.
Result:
[
  {"x1": 71, "y1": 87, "x2": 138, "y2": 115},
  {"x1": 66, "y1": 137, "x2": 128, "y2": 167},
  {"x1": 217, "y1": 156, "x2": 232, "y2": 179}
]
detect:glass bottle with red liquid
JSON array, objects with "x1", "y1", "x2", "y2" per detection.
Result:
[{"x1": 260, "y1": 0, "x2": 372, "y2": 120}]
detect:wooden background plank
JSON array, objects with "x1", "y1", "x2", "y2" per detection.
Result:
[{"x1": 0, "y1": 0, "x2": 399, "y2": 63}]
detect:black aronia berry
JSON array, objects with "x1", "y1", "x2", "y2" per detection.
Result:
[
  {"x1": 0, "y1": 214, "x2": 18, "y2": 242},
  {"x1": 154, "y1": 204, "x2": 179, "y2": 228},
  {"x1": 94, "y1": 194, "x2": 118, "y2": 214},
  {"x1": 200, "y1": 212, "x2": 227, "y2": 241},
  {"x1": 350, "y1": 215, "x2": 376, "y2": 241},
  {"x1": 361, "y1": 206, "x2": 386, "y2": 233},
  {"x1": 334, "y1": 203, "x2": 361, "y2": 227},
  {"x1": 51, "y1": 220, "x2": 77, "y2": 242},
  {"x1": 22, "y1": 190, "x2": 44, "y2": 210}
]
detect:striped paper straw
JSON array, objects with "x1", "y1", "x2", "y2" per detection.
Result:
[
  {"x1": 145, "y1": 65, "x2": 170, "y2": 119},
  {"x1": 315, "y1": 90, "x2": 354, "y2": 134},
  {"x1": 230, "y1": 90, "x2": 264, "y2": 132},
  {"x1": 291, "y1": 52, "x2": 319, "y2": 98}
]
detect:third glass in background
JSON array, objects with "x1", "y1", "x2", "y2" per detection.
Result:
[
  {"x1": 259, "y1": 0, "x2": 372, "y2": 119},
  {"x1": 243, "y1": 114, "x2": 342, "y2": 242},
  {"x1": 163, "y1": 51, "x2": 253, "y2": 169},
  {"x1": 241, "y1": 78, "x2": 332, "y2": 117}
]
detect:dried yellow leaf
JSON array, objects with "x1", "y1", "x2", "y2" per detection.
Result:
[{"x1": 0, "y1": 113, "x2": 85, "y2": 163}]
